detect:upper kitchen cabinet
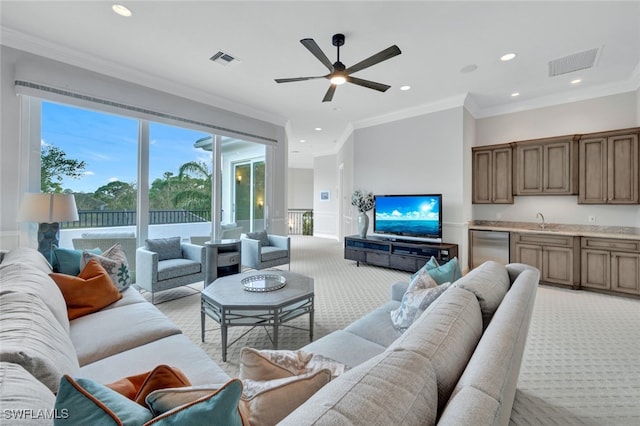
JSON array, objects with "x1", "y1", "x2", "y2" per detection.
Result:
[
  {"x1": 472, "y1": 144, "x2": 513, "y2": 204},
  {"x1": 579, "y1": 128, "x2": 639, "y2": 204},
  {"x1": 514, "y1": 136, "x2": 579, "y2": 196}
]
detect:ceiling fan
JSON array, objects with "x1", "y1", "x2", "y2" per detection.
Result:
[{"x1": 275, "y1": 33, "x2": 401, "y2": 102}]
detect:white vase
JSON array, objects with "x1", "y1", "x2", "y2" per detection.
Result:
[{"x1": 357, "y1": 212, "x2": 369, "y2": 238}]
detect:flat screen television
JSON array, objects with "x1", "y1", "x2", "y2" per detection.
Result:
[{"x1": 373, "y1": 194, "x2": 442, "y2": 240}]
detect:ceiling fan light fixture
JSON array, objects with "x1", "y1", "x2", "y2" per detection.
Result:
[
  {"x1": 330, "y1": 74, "x2": 347, "y2": 85},
  {"x1": 112, "y1": 4, "x2": 132, "y2": 17}
]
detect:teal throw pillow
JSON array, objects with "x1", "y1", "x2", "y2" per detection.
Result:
[
  {"x1": 53, "y1": 247, "x2": 102, "y2": 275},
  {"x1": 55, "y1": 375, "x2": 153, "y2": 425},
  {"x1": 411, "y1": 256, "x2": 440, "y2": 280},
  {"x1": 146, "y1": 379, "x2": 243, "y2": 426},
  {"x1": 427, "y1": 257, "x2": 462, "y2": 284}
]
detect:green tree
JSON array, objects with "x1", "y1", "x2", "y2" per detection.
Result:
[
  {"x1": 41, "y1": 145, "x2": 86, "y2": 193},
  {"x1": 173, "y1": 161, "x2": 212, "y2": 211},
  {"x1": 94, "y1": 181, "x2": 136, "y2": 210}
]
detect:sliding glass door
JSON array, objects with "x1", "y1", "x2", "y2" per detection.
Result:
[{"x1": 233, "y1": 159, "x2": 265, "y2": 232}]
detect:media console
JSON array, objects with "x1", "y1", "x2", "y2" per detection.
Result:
[{"x1": 344, "y1": 235, "x2": 458, "y2": 273}]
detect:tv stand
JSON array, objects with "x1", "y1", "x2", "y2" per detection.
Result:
[{"x1": 344, "y1": 235, "x2": 458, "y2": 272}]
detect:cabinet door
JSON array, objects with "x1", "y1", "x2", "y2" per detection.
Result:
[
  {"x1": 581, "y1": 249, "x2": 610, "y2": 290},
  {"x1": 608, "y1": 134, "x2": 638, "y2": 204},
  {"x1": 579, "y1": 137, "x2": 608, "y2": 204},
  {"x1": 611, "y1": 252, "x2": 640, "y2": 295},
  {"x1": 542, "y1": 246, "x2": 574, "y2": 286},
  {"x1": 492, "y1": 147, "x2": 513, "y2": 203},
  {"x1": 516, "y1": 144, "x2": 543, "y2": 194},
  {"x1": 513, "y1": 243, "x2": 543, "y2": 271},
  {"x1": 544, "y1": 141, "x2": 573, "y2": 193},
  {"x1": 472, "y1": 149, "x2": 492, "y2": 204}
]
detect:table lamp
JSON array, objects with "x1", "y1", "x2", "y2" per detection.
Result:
[{"x1": 19, "y1": 193, "x2": 79, "y2": 264}]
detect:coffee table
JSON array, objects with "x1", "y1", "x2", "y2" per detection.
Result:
[{"x1": 201, "y1": 270, "x2": 314, "y2": 361}]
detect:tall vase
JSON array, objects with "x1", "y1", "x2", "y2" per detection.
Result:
[{"x1": 357, "y1": 212, "x2": 369, "y2": 238}]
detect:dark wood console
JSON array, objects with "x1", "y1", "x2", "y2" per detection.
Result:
[{"x1": 344, "y1": 235, "x2": 458, "y2": 272}]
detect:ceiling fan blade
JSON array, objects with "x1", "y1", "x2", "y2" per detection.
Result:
[
  {"x1": 322, "y1": 85, "x2": 337, "y2": 102},
  {"x1": 275, "y1": 76, "x2": 326, "y2": 83},
  {"x1": 346, "y1": 76, "x2": 391, "y2": 92},
  {"x1": 300, "y1": 38, "x2": 335, "y2": 72},
  {"x1": 345, "y1": 45, "x2": 402, "y2": 75}
]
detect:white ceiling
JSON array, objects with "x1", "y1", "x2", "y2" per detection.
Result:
[{"x1": 2, "y1": 1, "x2": 639, "y2": 168}]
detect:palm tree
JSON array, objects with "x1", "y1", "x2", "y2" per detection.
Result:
[{"x1": 173, "y1": 161, "x2": 212, "y2": 212}]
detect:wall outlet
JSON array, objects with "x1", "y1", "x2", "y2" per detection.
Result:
[{"x1": 588, "y1": 215, "x2": 596, "y2": 223}]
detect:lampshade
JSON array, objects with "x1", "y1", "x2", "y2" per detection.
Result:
[{"x1": 19, "y1": 193, "x2": 79, "y2": 223}]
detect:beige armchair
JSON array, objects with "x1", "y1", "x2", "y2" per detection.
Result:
[
  {"x1": 241, "y1": 231, "x2": 290, "y2": 271},
  {"x1": 136, "y1": 237, "x2": 204, "y2": 303}
]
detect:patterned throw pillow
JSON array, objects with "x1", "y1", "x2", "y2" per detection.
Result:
[
  {"x1": 81, "y1": 243, "x2": 132, "y2": 291},
  {"x1": 390, "y1": 268, "x2": 451, "y2": 331},
  {"x1": 239, "y1": 347, "x2": 348, "y2": 381}
]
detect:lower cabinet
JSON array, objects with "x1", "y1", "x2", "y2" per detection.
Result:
[
  {"x1": 581, "y1": 238, "x2": 640, "y2": 296},
  {"x1": 510, "y1": 232, "x2": 580, "y2": 288}
]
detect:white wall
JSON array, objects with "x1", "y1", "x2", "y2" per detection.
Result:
[
  {"x1": 312, "y1": 155, "x2": 339, "y2": 239},
  {"x1": 474, "y1": 91, "x2": 640, "y2": 227},
  {"x1": 287, "y1": 168, "x2": 314, "y2": 210}
]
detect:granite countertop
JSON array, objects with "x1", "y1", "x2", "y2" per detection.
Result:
[{"x1": 469, "y1": 220, "x2": 640, "y2": 240}]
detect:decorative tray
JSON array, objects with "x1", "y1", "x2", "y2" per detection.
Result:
[{"x1": 242, "y1": 274, "x2": 287, "y2": 292}]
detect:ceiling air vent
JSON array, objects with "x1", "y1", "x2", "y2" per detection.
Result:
[
  {"x1": 548, "y1": 47, "x2": 600, "y2": 77},
  {"x1": 210, "y1": 51, "x2": 240, "y2": 67}
]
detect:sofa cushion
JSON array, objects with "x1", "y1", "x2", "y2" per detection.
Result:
[
  {"x1": 260, "y1": 247, "x2": 287, "y2": 262},
  {"x1": 239, "y1": 347, "x2": 347, "y2": 381},
  {"x1": 241, "y1": 369, "x2": 332, "y2": 426},
  {"x1": 146, "y1": 237, "x2": 182, "y2": 261},
  {"x1": 301, "y1": 330, "x2": 386, "y2": 369},
  {"x1": 279, "y1": 349, "x2": 439, "y2": 426},
  {"x1": 156, "y1": 258, "x2": 201, "y2": 281},
  {"x1": 70, "y1": 302, "x2": 182, "y2": 366},
  {"x1": 453, "y1": 260, "x2": 511, "y2": 329},
  {"x1": 388, "y1": 287, "x2": 483, "y2": 414},
  {"x1": 0, "y1": 247, "x2": 52, "y2": 275},
  {"x1": 55, "y1": 375, "x2": 153, "y2": 425},
  {"x1": 53, "y1": 247, "x2": 102, "y2": 275},
  {"x1": 246, "y1": 230, "x2": 270, "y2": 246},
  {"x1": 50, "y1": 259, "x2": 123, "y2": 320},
  {"x1": 0, "y1": 262, "x2": 71, "y2": 333},
  {"x1": 100, "y1": 286, "x2": 148, "y2": 310},
  {"x1": 343, "y1": 301, "x2": 403, "y2": 347},
  {"x1": 0, "y1": 362, "x2": 56, "y2": 424},
  {"x1": 145, "y1": 379, "x2": 244, "y2": 425},
  {"x1": 0, "y1": 292, "x2": 80, "y2": 393},
  {"x1": 79, "y1": 334, "x2": 231, "y2": 386},
  {"x1": 106, "y1": 365, "x2": 191, "y2": 406},
  {"x1": 81, "y1": 243, "x2": 132, "y2": 291}
]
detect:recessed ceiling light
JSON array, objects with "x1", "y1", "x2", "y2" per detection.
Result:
[
  {"x1": 511, "y1": 92, "x2": 520, "y2": 97},
  {"x1": 315, "y1": 127, "x2": 322, "y2": 131},
  {"x1": 400, "y1": 85, "x2": 411, "y2": 91},
  {"x1": 299, "y1": 139, "x2": 306, "y2": 143},
  {"x1": 501, "y1": 53, "x2": 517, "y2": 62},
  {"x1": 570, "y1": 78, "x2": 582, "y2": 85},
  {"x1": 112, "y1": 4, "x2": 132, "y2": 17}
]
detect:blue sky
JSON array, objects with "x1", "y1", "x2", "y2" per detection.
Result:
[
  {"x1": 41, "y1": 101, "x2": 211, "y2": 193},
  {"x1": 375, "y1": 195, "x2": 440, "y2": 221}
]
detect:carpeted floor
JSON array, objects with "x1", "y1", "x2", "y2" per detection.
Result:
[{"x1": 152, "y1": 235, "x2": 640, "y2": 425}]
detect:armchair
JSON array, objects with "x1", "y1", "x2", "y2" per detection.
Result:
[
  {"x1": 136, "y1": 237, "x2": 204, "y2": 303},
  {"x1": 241, "y1": 231, "x2": 290, "y2": 271}
]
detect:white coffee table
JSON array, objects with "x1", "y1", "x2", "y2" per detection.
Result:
[{"x1": 201, "y1": 270, "x2": 314, "y2": 361}]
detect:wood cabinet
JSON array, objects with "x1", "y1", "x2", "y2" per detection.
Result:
[
  {"x1": 581, "y1": 237, "x2": 640, "y2": 295},
  {"x1": 579, "y1": 129, "x2": 639, "y2": 204},
  {"x1": 510, "y1": 232, "x2": 580, "y2": 288},
  {"x1": 472, "y1": 144, "x2": 513, "y2": 204},
  {"x1": 514, "y1": 136, "x2": 578, "y2": 195},
  {"x1": 344, "y1": 235, "x2": 458, "y2": 273}
]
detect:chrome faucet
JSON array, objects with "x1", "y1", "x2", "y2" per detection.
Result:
[{"x1": 536, "y1": 212, "x2": 546, "y2": 229}]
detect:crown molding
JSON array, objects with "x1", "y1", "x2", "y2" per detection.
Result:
[{"x1": 1, "y1": 27, "x2": 287, "y2": 127}]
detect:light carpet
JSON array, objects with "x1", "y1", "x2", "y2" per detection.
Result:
[{"x1": 151, "y1": 235, "x2": 640, "y2": 425}]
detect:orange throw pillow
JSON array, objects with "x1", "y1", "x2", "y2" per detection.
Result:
[
  {"x1": 50, "y1": 259, "x2": 122, "y2": 320},
  {"x1": 105, "y1": 365, "x2": 192, "y2": 406}
]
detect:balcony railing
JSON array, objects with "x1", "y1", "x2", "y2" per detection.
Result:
[
  {"x1": 288, "y1": 209, "x2": 313, "y2": 235},
  {"x1": 62, "y1": 209, "x2": 211, "y2": 228}
]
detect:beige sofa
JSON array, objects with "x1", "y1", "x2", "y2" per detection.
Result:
[
  {"x1": 281, "y1": 261, "x2": 540, "y2": 425},
  {"x1": 0, "y1": 247, "x2": 229, "y2": 425}
]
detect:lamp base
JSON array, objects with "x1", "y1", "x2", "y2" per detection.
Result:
[{"x1": 37, "y1": 222, "x2": 60, "y2": 266}]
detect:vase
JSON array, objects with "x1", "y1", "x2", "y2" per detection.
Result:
[{"x1": 357, "y1": 212, "x2": 369, "y2": 238}]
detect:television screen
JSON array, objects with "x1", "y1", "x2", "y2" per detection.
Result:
[{"x1": 373, "y1": 194, "x2": 442, "y2": 239}]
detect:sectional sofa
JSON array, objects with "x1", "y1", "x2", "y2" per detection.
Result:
[{"x1": 0, "y1": 245, "x2": 539, "y2": 425}]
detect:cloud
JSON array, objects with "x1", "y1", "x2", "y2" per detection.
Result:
[
  {"x1": 82, "y1": 171, "x2": 95, "y2": 176},
  {"x1": 108, "y1": 177, "x2": 119, "y2": 182}
]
